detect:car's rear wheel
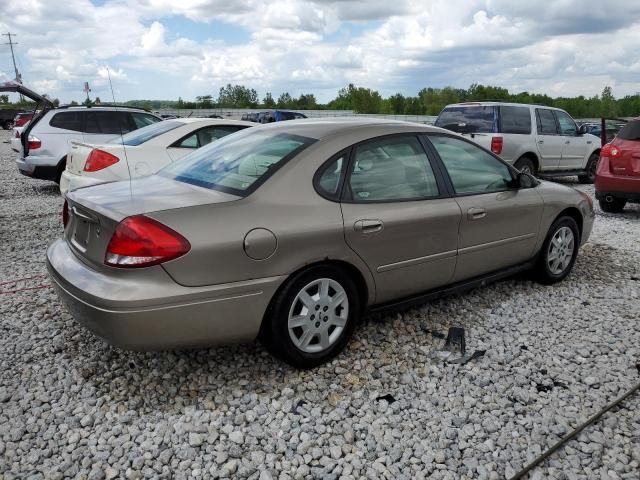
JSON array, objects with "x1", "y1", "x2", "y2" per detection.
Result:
[
  {"x1": 534, "y1": 216, "x2": 580, "y2": 285},
  {"x1": 514, "y1": 157, "x2": 536, "y2": 176},
  {"x1": 578, "y1": 153, "x2": 598, "y2": 184},
  {"x1": 599, "y1": 196, "x2": 627, "y2": 213},
  {"x1": 2, "y1": 120, "x2": 13, "y2": 130},
  {"x1": 260, "y1": 265, "x2": 360, "y2": 369}
]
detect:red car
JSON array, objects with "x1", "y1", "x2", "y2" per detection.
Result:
[
  {"x1": 13, "y1": 112, "x2": 35, "y2": 127},
  {"x1": 595, "y1": 118, "x2": 640, "y2": 212}
]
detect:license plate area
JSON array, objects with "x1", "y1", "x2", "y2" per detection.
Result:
[{"x1": 70, "y1": 218, "x2": 92, "y2": 252}]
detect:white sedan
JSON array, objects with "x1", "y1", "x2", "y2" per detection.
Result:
[{"x1": 59, "y1": 118, "x2": 253, "y2": 194}]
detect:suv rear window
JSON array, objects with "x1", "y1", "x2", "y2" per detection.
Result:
[
  {"x1": 616, "y1": 120, "x2": 640, "y2": 141},
  {"x1": 49, "y1": 112, "x2": 83, "y2": 131},
  {"x1": 434, "y1": 106, "x2": 497, "y2": 134},
  {"x1": 160, "y1": 129, "x2": 315, "y2": 196},
  {"x1": 85, "y1": 111, "x2": 133, "y2": 134},
  {"x1": 113, "y1": 120, "x2": 183, "y2": 146},
  {"x1": 499, "y1": 106, "x2": 531, "y2": 134}
]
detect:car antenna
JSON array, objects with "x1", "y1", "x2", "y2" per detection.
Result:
[{"x1": 105, "y1": 66, "x2": 133, "y2": 198}]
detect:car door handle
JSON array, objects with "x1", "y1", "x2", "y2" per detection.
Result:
[
  {"x1": 537, "y1": 140, "x2": 544, "y2": 144},
  {"x1": 354, "y1": 219, "x2": 383, "y2": 234},
  {"x1": 467, "y1": 208, "x2": 487, "y2": 220}
]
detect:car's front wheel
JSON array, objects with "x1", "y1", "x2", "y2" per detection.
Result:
[
  {"x1": 514, "y1": 156, "x2": 536, "y2": 176},
  {"x1": 534, "y1": 216, "x2": 580, "y2": 285},
  {"x1": 260, "y1": 265, "x2": 360, "y2": 369}
]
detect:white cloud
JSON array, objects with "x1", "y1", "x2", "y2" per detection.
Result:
[{"x1": 2, "y1": 0, "x2": 640, "y2": 102}]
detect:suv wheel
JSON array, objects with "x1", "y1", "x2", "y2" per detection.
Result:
[
  {"x1": 578, "y1": 153, "x2": 598, "y2": 184},
  {"x1": 514, "y1": 157, "x2": 536, "y2": 176},
  {"x1": 260, "y1": 265, "x2": 360, "y2": 369},
  {"x1": 2, "y1": 120, "x2": 12, "y2": 130},
  {"x1": 599, "y1": 196, "x2": 627, "y2": 213},
  {"x1": 534, "y1": 216, "x2": 580, "y2": 285}
]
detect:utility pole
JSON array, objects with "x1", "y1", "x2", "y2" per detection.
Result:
[{"x1": 3, "y1": 33, "x2": 21, "y2": 84}]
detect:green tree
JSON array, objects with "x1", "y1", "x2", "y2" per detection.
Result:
[
  {"x1": 263, "y1": 92, "x2": 276, "y2": 108},
  {"x1": 600, "y1": 86, "x2": 617, "y2": 117},
  {"x1": 218, "y1": 84, "x2": 258, "y2": 107},
  {"x1": 0, "y1": 95, "x2": 8, "y2": 103},
  {"x1": 196, "y1": 95, "x2": 214, "y2": 108},
  {"x1": 277, "y1": 92, "x2": 293, "y2": 108},
  {"x1": 296, "y1": 93, "x2": 317, "y2": 109},
  {"x1": 328, "y1": 84, "x2": 382, "y2": 113}
]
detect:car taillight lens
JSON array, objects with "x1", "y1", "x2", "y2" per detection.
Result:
[
  {"x1": 600, "y1": 143, "x2": 621, "y2": 159},
  {"x1": 28, "y1": 135, "x2": 41, "y2": 150},
  {"x1": 62, "y1": 200, "x2": 69, "y2": 228},
  {"x1": 84, "y1": 149, "x2": 119, "y2": 172},
  {"x1": 491, "y1": 136, "x2": 503, "y2": 155},
  {"x1": 105, "y1": 216, "x2": 190, "y2": 268}
]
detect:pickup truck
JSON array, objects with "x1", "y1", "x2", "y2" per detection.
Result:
[{"x1": 435, "y1": 102, "x2": 602, "y2": 183}]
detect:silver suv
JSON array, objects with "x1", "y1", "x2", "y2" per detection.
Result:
[
  {"x1": 0, "y1": 82, "x2": 161, "y2": 183},
  {"x1": 435, "y1": 102, "x2": 602, "y2": 183}
]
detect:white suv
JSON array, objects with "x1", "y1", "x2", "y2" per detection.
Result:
[
  {"x1": 17, "y1": 106, "x2": 161, "y2": 183},
  {"x1": 435, "y1": 102, "x2": 602, "y2": 183}
]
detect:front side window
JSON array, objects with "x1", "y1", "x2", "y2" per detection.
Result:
[
  {"x1": 429, "y1": 135, "x2": 513, "y2": 195},
  {"x1": 346, "y1": 136, "x2": 439, "y2": 202},
  {"x1": 536, "y1": 109, "x2": 558, "y2": 135},
  {"x1": 500, "y1": 106, "x2": 532, "y2": 134},
  {"x1": 160, "y1": 130, "x2": 315, "y2": 196},
  {"x1": 112, "y1": 120, "x2": 183, "y2": 146},
  {"x1": 554, "y1": 111, "x2": 577, "y2": 136}
]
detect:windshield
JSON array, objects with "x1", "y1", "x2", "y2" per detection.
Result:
[
  {"x1": 159, "y1": 129, "x2": 315, "y2": 196},
  {"x1": 616, "y1": 120, "x2": 640, "y2": 141},
  {"x1": 435, "y1": 106, "x2": 498, "y2": 134},
  {"x1": 111, "y1": 120, "x2": 183, "y2": 146}
]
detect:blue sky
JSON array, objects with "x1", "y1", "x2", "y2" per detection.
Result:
[{"x1": 2, "y1": 0, "x2": 640, "y2": 104}]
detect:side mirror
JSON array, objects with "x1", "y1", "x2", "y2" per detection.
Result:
[
  {"x1": 578, "y1": 124, "x2": 588, "y2": 135},
  {"x1": 510, "y1": 172, "x2": 536, "y2": 189}
]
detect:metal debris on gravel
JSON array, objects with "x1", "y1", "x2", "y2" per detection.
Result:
[{"x1": 0, "y1": 130, "x2": 638, "y2": 479}]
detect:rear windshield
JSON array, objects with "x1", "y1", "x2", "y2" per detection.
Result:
[
  {"x1": 112, "y1": 120, "x2": 183, "y2": 146},
  {"x1": 159, "y1": 129, "x2": 315, "y2": 196},
  {"x1": 616, "y1": 120, "x2": 640, "y2": 141},
  {"x1": 435, "y1": 106, "x2": 497, "y2": 133}
]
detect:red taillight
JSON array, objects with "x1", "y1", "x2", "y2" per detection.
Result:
[
  {"x1": 62, "y1": 200, "x2": 69, "y2": 228},
  {"x1": 105, "y1": 216, "x2": 190, "y2": 268},
  {"x1": 491, "y1": 136, "x2": 503, "y2": 155},
  {"x1": 27, "y1": 135, "x2": 41, "y2": 150},
  {"x1": 600, "y1": 143, "x2": 621, "y2": 159},
  {"x1": 84, "y1": 149, "x2": 119, "y2": 172}
]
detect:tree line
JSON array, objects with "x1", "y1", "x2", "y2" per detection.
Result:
[{"x1": 2, "y1": 83, "x2": 639, "y2": 118}]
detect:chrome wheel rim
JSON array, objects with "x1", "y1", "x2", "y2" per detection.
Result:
[
  {"x1": 288, "y1": 278, "x2": 349, "y2": 353},
  {"x1": 520, "y1": 165, "x2": 532, "y2": 175},
  {"x1": 547, "y1": 227, "x2": 575, "y2": 275}
]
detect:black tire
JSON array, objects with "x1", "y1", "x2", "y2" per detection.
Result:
[
  {"x1": 260, "y1": 265, "x2": 361, "y2": 369},
  {"x1": 514, "y1": 157, "x2": 536, "y2": 176},
  {"x1": 533, "y1": 216, "x2": 580, "y2": 285},
  {"x1": 55, "y1": 157, "x2": 66, "y2": 184},
  {"x1": 599, "y1": 197, "x2": 627, "y2": 213},
  {"x1": 2, "y1": 120, "x2": 12, "y2": 130},
  {"x1": 578, "y1": 153, "x2": 598, "y2": 184}
]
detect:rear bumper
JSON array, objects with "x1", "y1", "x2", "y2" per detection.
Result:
[
  {"x1": 46, "y1": 239, "x2": 285, "y2": 350},
  {"x1": 595, "y1": 174, "x2": 640, "y2": 202},
  {"x1": 17, "y1": 155, "x2": 61, "y2": 181},
  {"x1": 60, "y1": 170, "x2": 105, "y2": 195}
]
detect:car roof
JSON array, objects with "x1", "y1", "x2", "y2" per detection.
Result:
[
  {"x1": 244, "y1": 116, "x2": 441, "y2": 140},
  {"x1": 444, "y1": 101, "x2": 566, "y2": 111},
  {"x1": 173, "y1": 118, "x2": 254, "y2": 126}
]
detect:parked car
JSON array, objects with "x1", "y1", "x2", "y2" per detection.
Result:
[
  {"x1": 48, "y1": 119, "x2": 594, "y2": 368},
  {"x1": 13, "y1": 111, "x2": 36, "y2": 128},
  {"x1": 595, "y1": 118, "x2": 640, "y2": 212},
  {"x1": 259, "y1": 110, "x2": 308, "y2": 123},
  {"x1": 0, "y1": 82, "x2": 162, "y2": 184},
  {"x1": 60, "y1": 118, "x2": 253, "y2": 194},
  {"x1": 10, "y1": 126, "x2": 25, "y2": 153},
  {"x1": 0, "y1": 107, "x2": 22, "y2": 130},
  {"x1": 435, "y1": 102, "x2": 602, "y2": 183}
]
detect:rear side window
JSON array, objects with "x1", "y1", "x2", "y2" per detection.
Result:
[
  {"x1": 614, "y1": 120, "x2": 640, "y2": 141},
  {"x1": 434, "y1": 106, "x2": 497, "y2": 134},
  {"x1": 49, "y1": 112, "x2": 83, "y2": 131},
  {"x1": 85, "y1": 111, "x2": 133, "y2": 134},
  {"x1": 346, "y1": 136, "x2": 439, "y2": 202},
  {"x1": 536, "y1": 109, "x2": 558, "y2": 135},
  {"x1": 316, "y1": 152, "x2": 348, "y2": 200},
  {"x1": 499, "y1": 106, "x2": 531, "y2": 134}
]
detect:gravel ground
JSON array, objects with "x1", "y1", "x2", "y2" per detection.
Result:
[{"x1": 0, "y1": 129, "x2": 638, "y2": 480}]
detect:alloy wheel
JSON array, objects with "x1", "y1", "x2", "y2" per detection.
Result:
[
  {"x1": 287, "y1": 278, "x2": 349, "y2": 353},
  {"x1": 547, "y1": 226, "x2": 575, "y2": 275}
]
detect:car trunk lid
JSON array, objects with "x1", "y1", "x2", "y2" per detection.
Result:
[
  {"x1": 65, "y1": 175, "x2": 240, "y2": 267},
  {"x1": 609, "y1": 121, "x2": 640, "y2": 177}
]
